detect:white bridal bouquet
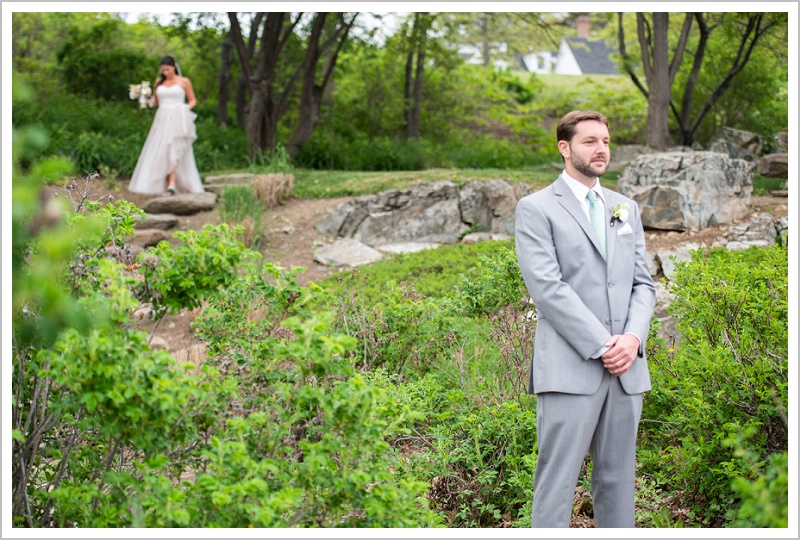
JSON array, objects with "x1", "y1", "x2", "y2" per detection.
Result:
[{"x1": 129, "y1": 81, "x2": 152, "y2": 108}]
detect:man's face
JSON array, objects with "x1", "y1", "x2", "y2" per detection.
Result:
[{"x1": 559, "y1": 120, "x2": 610, "y2": 181}]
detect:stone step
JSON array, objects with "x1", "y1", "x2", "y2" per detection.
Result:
[
  {"x1": 204, "y1": 183, "x2": 252, "y2": 195},
  {"x1": 203, "y1": 173, "x2": 257, "y2": 184}
]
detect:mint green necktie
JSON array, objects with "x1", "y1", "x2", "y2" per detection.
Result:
[{"x1": 587, "y1": 189, "x2": 606, "y2": 259}]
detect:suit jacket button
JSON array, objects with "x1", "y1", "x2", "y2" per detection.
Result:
[
  {"x1": 608, "y1": 282, "x2": 614, "y2": 288},
  {"x1": 605, "y1": 318, "x2": 612, "y2": 325}
]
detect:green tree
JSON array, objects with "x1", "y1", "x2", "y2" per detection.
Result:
[
  {"x1": 617, "y1": 11, "x2": 788, "y2": 147},
  {"x1": 228, "y1": 12, "x2": 357, "y2": 157},
  {"x1": 56, "y1": 17, "x2": 154, "y2": 101}
]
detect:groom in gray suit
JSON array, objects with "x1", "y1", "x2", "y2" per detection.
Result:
[{"x1": 514, "y1": 110, "x2": 656, "y2": 527}]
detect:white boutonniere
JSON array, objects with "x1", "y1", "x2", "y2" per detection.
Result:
[{"x1": 609, "y1": 203, "x2": 629, "y2": 227}]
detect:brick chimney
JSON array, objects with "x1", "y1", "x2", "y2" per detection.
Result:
[{"x1": 576, "y1": 13, "x2": 590, "y2": 38}]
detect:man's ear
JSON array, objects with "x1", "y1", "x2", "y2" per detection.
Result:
[{"x1": 557, "y1": 140, "x2": 570, "y2": 160}]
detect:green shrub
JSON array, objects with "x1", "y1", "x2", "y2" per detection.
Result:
[
  {"x1": 140, "y1": 223, "x2": 260, "y2": 318},
  {"x1": 395, "y1": 395, "x2": 538, "y2": 528},
  {"x1": 320, "y1": 239, "x2": 515, "y2": 306},
  {"x1": 56, "y1": 18, "x2": 154, "y2": 101},
  {"x1": 454, "y1": 246, "x2": 527, "y2": 317},
  {"x1": 752, "y1": 173, "x2": 786, "y2": 196},
  {"x1": 639, "y1": 244, "x2": 788, "y2": 525},
  {"x1": 729, "y1": 445, "x2": 788, "y2": 527}
]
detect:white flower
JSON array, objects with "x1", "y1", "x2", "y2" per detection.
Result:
[{"x1": 610, "y1": 203, "x2": 630, "y2": 226}]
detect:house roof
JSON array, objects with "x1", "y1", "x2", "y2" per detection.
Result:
[{"x1": 564, "y1": 37, "x2": 619, "y2": 75}]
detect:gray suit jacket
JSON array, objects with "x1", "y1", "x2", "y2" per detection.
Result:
[{"x1": 515, "y1": 176, "x2": 656, "y2": 396}]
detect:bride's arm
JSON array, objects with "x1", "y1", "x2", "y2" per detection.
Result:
[
  {"x1": 149, "y1": 82, "x2": 160, "y2": 107},
  {"x1": 183, "y1": 77, "x2": 197, "y2": 109}
]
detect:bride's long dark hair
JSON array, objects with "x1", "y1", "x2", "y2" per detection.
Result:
[{"x1": 156, "y1": 56, "x2": 180, "y2": 88}]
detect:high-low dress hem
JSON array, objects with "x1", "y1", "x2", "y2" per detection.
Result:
[{"x1": 128, "y1": 84, "x2": 204, "y2": 195}]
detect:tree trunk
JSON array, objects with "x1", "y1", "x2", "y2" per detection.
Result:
[
  {"x1": 235, "y1": 74, "x2": 247, "y2": 127},
  {"x1": 286, "y1": 13, "x2": 326, "y2": 156},
  {"x1": 408, "y1": 51, "x2": 424, "y2": 139},
  {"x1": 403, "y1": 51, "x2": 414, "y2": 139},
  {"x1": 286, "y1": 13, "x2": 356, "y2": 156},
  {"x1": 481, "y1": 14, "x2": 490, "y2": 67},
  {"x1": 642, "y1": 13, "x2": 674, "y2": 149},
  {"x1": 217, "y1": 31, "x2": 233, "y2": 128}
]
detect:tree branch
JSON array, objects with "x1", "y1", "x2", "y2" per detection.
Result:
[
  {"x1": 668, "y1": 13, "x2": 694, "y2": 82},
  {"x1": 617, "y1": 13, "x2": 649, "y2": 99},
  {"x1": 688, "y1": 13, "x2": 777, "y2": 136},
  {"x1": 227, "y1": 13, "x2": 252, "y2": 85},
  {"x1": 636, "y1": 13, "x2": 653, "y2": 84}
]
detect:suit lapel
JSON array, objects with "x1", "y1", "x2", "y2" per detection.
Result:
[
  {"x1": 603, "y1": 188, "x2": 616, "y2": 267},
  {"x1": 553, "y1": 176, "x2": 604, "y2": 259}
]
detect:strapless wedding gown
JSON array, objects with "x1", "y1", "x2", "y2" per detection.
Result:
[{"x1": 128, "y1": 84, "x2": 204, "y2": 194}]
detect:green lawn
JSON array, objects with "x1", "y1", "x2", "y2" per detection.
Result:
[{"x1": 205, "y1": 165, "x2": 622, "y2": 199}]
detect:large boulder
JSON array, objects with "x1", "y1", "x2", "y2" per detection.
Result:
[
  {"x1": 719, "y1": 126, "x2": 762, "y2": 156},
  {"x1": 134, "y1": 213, "x2": 179, "y2": 231},
  {"x1": 617, "y1": 151, "x2": 753, "y2": 231},
  {"x1": 773, "y1": 131, "x2": 788, "y2": 153},
  {"x1": 708, "y1": 139, "x2": 757, "y2": 162},
  {"x1": 459, "y1": 179, "x2": 533, "y2": 236},
  {"x1": 608, "y1": 144, "x2": 654, "y2": 173},
  {"x1": 317, "y1": 181, "x2": 466, "y2": 244},
  {"x1": 316, "y1": 179, "x2": 532, "y2": 248},
  {"x1": 143, "y1": 192, "x2": 218, "y2": 215},
  {"x1": 757, "y1": 153, "x2": 788, "y2": 179},
  {"x1": 312, "y1": 238, "x2": 384, "y2": 267}
]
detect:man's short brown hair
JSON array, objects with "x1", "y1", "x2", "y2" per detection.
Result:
[{"x1": 556, "y1": 110, "x2": 609, "y2": 145}]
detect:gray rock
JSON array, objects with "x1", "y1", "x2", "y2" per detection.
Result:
[
  {"x1": 360, "y1": 181, "x2": 465, "y2": 244},
  {"x1": 132, "y1": 303, "x2": 154, "y2": 322},
  {"x1": 374, "y1": 242, "x2": 441, "y2": 254},
  {"x1": 459, "y1": 179, "x2": 533, "y2": 236},
  {"x1": 617, "y1": 151, "x2": 753, "y2": 231},
  {"x1": 203, "y1": 173, "x2": 256, "y2": 184},
  {"x1": 725, "y1": 240, "x2": 772, "y2": 251},
  {"x1": 656, "y1": 315, "x2": 682, "y2": 345},
  {"x1": 125, "y1": 228, "x2": 169, "y2": 248},
  {"x1": 316, "y1": 179, "x2": 531, "y2": 247},
  {"x1": 312, "y1": 238, "x2": 384, "y2": 267},
  {"x1": 143, "y1": 192, "x2": 218, "y2": 215},
  {"x1": 608, "y1": 144, "x2": 654, "y2": 173},
  {"x1": 656, "y1": 242, "x2": 701, "y2": 280},
  {"x1": 461, "y1": 232, "x2": 513, "y2": 244},
  {"x1": 773, "y1": 131, "x2": 788, "y2": 153},
  {"x1": 720, "y1": 126, "x2": 762, "y2": 156},
  {"x1": 708, "y1": 139, "x2": 757, "y2": 162},
  {"x1": 134, "y1": 213, "x2": 179, "y2": 231},
  {"x1": 149, "y1": 336, "x2": 170, "y2": 351},
  {"x1": 757, "y1": 153, "x2": 788, "y2": 179},
  {"x1": 652, "y1": 280, "x2": 674, "y2": 320},
  {"x1": 775, "y1": 216, "x2": 788, "y2": 246},
  {"x1": 646, "y1": 251, "x2": 660, "y2": 278}
]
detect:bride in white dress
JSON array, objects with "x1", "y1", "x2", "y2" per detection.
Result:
[{"x1": 128, "y1": 56, "x2": 205, "y2": 195}]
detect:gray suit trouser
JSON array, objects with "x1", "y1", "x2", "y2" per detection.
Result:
[{"x1": 531, "y1": 369, "x2": 643, "y2": 528}]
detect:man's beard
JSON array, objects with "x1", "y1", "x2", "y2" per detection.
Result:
[{"x1": 571, "y1": 151, "x2": 608, "y2": 178}]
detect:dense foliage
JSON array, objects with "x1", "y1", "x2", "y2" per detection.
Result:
[
  {"x1": 11, "y1": 11, "x2": 788, "y2": 178},
  {"x1": 640, "y1": 245, "x2": 789, "y2": 526}
]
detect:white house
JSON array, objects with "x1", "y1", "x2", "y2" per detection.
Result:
[
  {"x1": 553, "y1": 36, "x2": 619, "y2": 75},
  {"x1": 457, "y1": 14, "x2": 619, "y2": 76},
  {"x1": 519, "y1": 51, "x2": 558, "y2": 74}
]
